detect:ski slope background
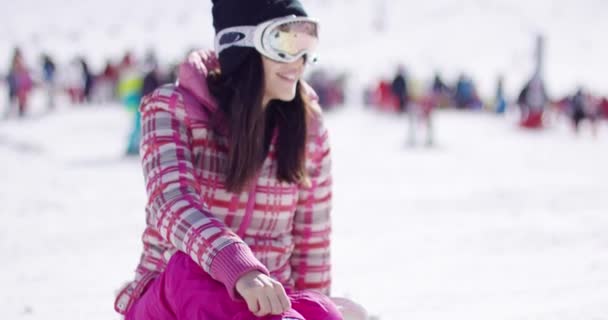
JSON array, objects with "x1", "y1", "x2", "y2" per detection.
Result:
[
  {"x1": 2, "y1": 0, "x2": 608, "y2": 97},
  {"x1": 2, "y1": 93, "x2": 608, "y2": 320},
  {"x1": 2, "y1": 0, "x2": 608, "y2": 319}
]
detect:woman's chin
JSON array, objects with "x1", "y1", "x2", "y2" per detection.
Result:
[{"x1": 276, "y1": 92, "x2": 297, "y2": 102}]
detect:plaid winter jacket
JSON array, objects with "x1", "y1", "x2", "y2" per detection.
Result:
[{"x1": 115, "y1": 56, "x2": 333, "y2": 315}]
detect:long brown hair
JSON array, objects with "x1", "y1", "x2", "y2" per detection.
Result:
[{"x1": 207, "y1": 52, "x2": 309, "y2": 193}]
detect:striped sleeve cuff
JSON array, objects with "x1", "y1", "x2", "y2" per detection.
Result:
[{"x1": 209, "y1": 242, "x2": 269, "y2": 300}]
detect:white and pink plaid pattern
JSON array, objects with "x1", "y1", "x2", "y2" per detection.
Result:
[{"x1": 115, "y1": 84, "x2": 332, "y2": 315}]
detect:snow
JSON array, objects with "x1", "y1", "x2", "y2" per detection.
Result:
[
  {"x1": 2, "y1": 99, "x2": 608, "y2": 319},
  {"x1": 2, "y1": 0, "x2": 608, "y2": 319},
  {"x1": 328, "y1": 108, "x2": 608, "y2": 319}
]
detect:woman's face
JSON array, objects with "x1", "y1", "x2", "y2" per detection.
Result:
[{"x1": 261, "y1": 56, "x2": 305, "y2": 106}]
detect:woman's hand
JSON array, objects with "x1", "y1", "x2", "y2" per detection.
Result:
[
  {"x1": 235, "y1": 270, "x2": 291, "y2": 317},
  {"x1": 186, "y1": 49, "x2": 220, "y2": 74}
]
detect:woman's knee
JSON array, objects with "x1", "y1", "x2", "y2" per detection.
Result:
[
  {"x1": 330, "y1": 297, "x2": 368, "y2": 320},
  {"x1": 291, "y1": 291, "x2": 343, "y2": 320}
]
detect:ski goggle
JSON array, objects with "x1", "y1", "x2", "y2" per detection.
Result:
[{"x1": 215, "y1": 15, "x2": 320, "y2": 65}]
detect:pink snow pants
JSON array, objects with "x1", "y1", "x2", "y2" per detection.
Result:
[{"x1": 126, "y1": 252, "x2": 343, "y2": 320}]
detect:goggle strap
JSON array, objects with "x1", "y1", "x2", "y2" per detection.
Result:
[{"x1": 215, "y1": 26, "x2": 257, "y2": 54}]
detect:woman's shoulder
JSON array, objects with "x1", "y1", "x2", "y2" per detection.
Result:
[
  {"x1": 140, "y1": 83, "x2": 217, "y2": 127},
  {"x1": 139, "y1": 84, "x2": 186, "y2": 117}
]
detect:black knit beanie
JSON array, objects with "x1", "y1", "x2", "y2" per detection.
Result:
[{"x1": 212, "y1": 0, "x2": 308, "y2": 76}]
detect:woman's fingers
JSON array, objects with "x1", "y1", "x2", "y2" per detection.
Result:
[
  {"x1": 235, "y1": 271, "x2": 292, "y2": 317},
  {"x1": 261, "y1": 278, "x2": 290, "y2": 314},
  {"x1": 242, "y1": 293, "x2": 259, "y2": 315},
  {"x1": 254, "y1": 294, "x2": 272, "y2": 317},
  {"x1": 266, "y1": 287, "x2": 285, "y2": 315},
  {"x1": 274, "y1": 282, "x2": 292, "y2": 312},
  {"x1": 187, "y1": 50, "x2": 209, "y2": 72}
]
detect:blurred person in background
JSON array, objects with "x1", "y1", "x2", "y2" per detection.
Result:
[
  {"x1": 79, "y1": 57, "x2": 94, "y2": 103},
  {"x1": 5, "y1": 47, "x2": 33, "y2": 118},
  {"x1": 4, "y1": 49, "x2": 19, "y2": 117},
  {"x1": 431, "y1": 71, "x2": 451, "y2": 108},
  {"x1": 409, "y1": 86, "x2": 436, "y2": 147},
  {"x1": 119, "y1": 51, "x2": 135, "y2": 71},
  {"x1": 392, "y1": 65, "x2": 421, "y2": 145},
  {"x1": 308, "y1": 69, "x2": 329, "y2": 107},
  {"x1": 454, "y1": 74, "x2": 481, "y2": 110},
  {"x1": 141, "y1": 50, "x2": 162, "y2": 97},
  {"x1": 517, "y1": 74, "x2": 548, "y2": 128},
  {"x1": 494, "y1": 76, "x2": 507, "y2": 114},
  {"x1": 117, "y1": 51, "x2": 143, "y2": 156},
  {"x1": 371, "y1": 78, "x2": 398, "y2": 112},
  {"x1": 64, "y1": 57, "x2": 86, "y2": 104},
  {"x1": 114, "y1": 0, "x2": 366, "y2": 319},
  {"x1": 41, "y1": 53, "x2": 57, "y2": 110},
  {"x1": 391, "y1": 64, "x2": 409, "y2": 113},
  {"x1": 600, "y1": 96, "x2": 608, "y2": 119},
  {"x1": 307, "y1": 69, "x2": 345, "y2": 110},
  {"x1": 569, "y1": 87, "x2": 599, "y2": 137},
  {"x1": 93, "y1": 60, "x2": 119, "y2": 103},
  {"x1": 166, "y1": 61, "x2": 180, "y2": 84}
]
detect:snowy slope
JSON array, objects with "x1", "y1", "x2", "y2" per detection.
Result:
[{"x1": 2, "y1": 100, "x2": 608, "y2": 319}]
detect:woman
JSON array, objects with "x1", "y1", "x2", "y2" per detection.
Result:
[
  {"x1": 115, "y1": 0, "x2": 366, "y2": 319},
  {"x1": 6, "y1": 48, "x2": 32, "y2": 117}
]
